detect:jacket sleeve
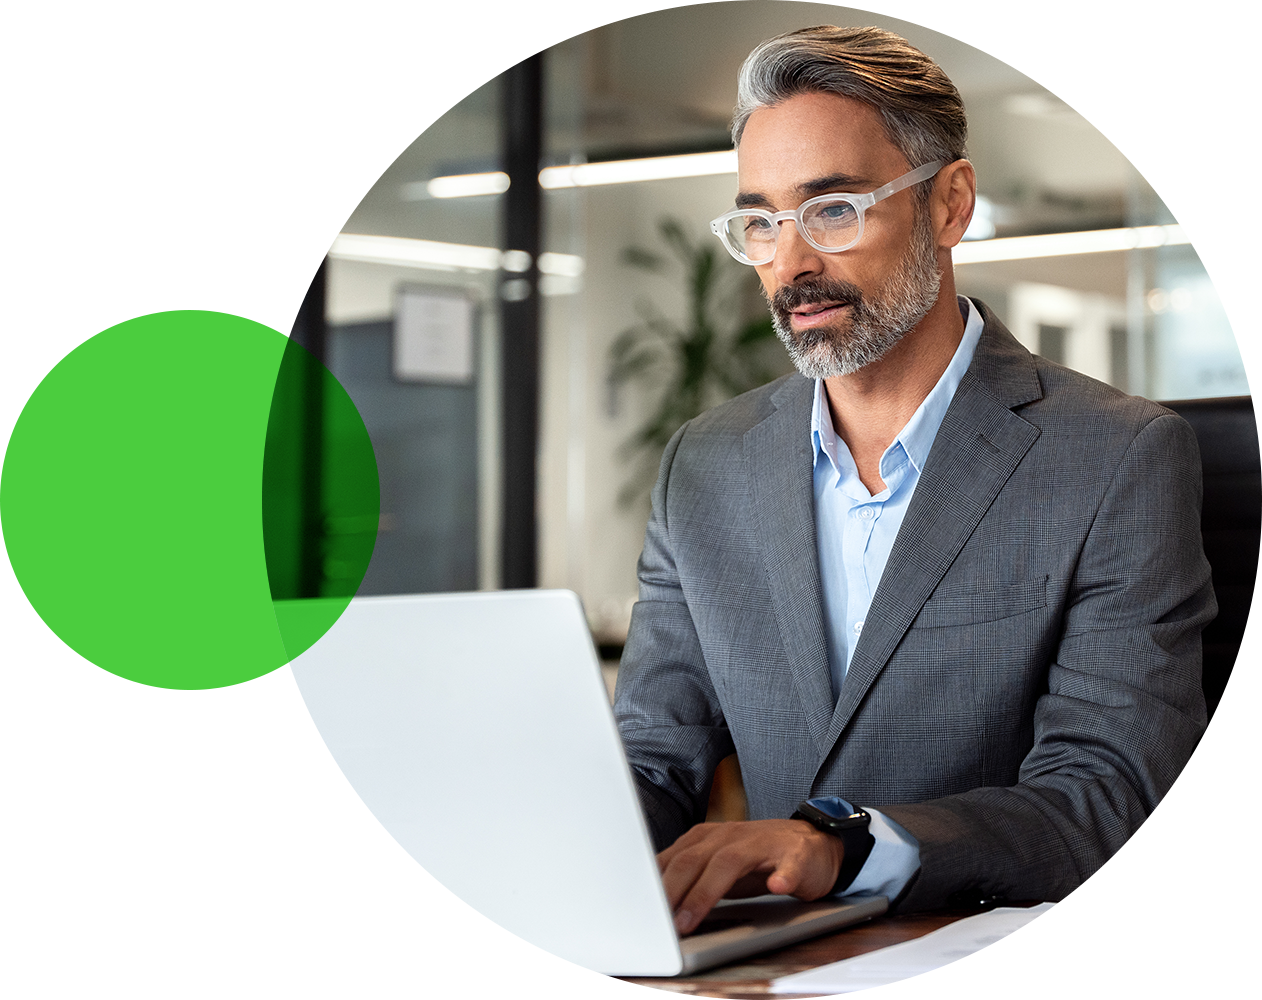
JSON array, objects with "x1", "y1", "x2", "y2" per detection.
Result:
[
  {"x1": 613, "y1": 421, "x2": 736, "y2": 852},
  {"x1": 880, "y1": 412, "x2": 1215, "y2": 910}
]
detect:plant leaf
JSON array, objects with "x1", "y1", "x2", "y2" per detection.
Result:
[
  {"x1": 735, "y1": 316, "x2": 776, "y2": 347},
  {"x1": 621, "y1": 245, "x2": 667, "y2": 271},
  {"x1": 609, "y1": 214, "x2": 789, "y2": 509}
]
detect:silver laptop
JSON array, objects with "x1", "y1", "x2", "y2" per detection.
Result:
[{"x1": 289, "y1": 590, "x2": 887, "y2": 976}]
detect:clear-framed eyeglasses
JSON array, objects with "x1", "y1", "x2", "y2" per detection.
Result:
[{"x1": 709, "y1": 160, "x2": 945, "y2": 265}]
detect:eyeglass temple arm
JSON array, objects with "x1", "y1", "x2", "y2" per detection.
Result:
[{"x1": 869, "y1": 160, "x2": 947, "y2": 205}]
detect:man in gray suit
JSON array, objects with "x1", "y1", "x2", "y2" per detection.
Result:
[{"x1": 613, "y1": 26, "x2": 1213, "y2": 929}]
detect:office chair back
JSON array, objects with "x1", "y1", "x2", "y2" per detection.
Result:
[{"x1": 1162, "y1": 396, "x2": 1260, "y2": 719}]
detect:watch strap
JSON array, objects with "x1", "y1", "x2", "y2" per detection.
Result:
[{"x1": 791, "y1": 799, "x2": 876, "y2": 895}]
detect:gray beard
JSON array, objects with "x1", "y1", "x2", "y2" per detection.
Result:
[{"x1": 768, "y1": 211, "x2": 942, "y2": 379}]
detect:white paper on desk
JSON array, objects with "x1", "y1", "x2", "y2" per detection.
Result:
[{"x1": 769, "y1": 902, "x2": 1055, "y2": 994}]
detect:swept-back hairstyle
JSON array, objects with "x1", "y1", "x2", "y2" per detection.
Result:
[{"x1": 732, "y1": 25, "x2": 968, "y2": 178}]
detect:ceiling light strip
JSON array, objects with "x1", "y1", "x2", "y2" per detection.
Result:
[
  {"x1": 539, "y1": 150, "x2": 738, "y2": 189},
  {"x1": 427, "y1": 171, "x2": 511, "y2": 198},
  {"x1": 329, "y1": 234, "x2": 584, "y2": 276},
  {"x1": 954, "y1": 224, "x2": 1189, "y2": 264}
]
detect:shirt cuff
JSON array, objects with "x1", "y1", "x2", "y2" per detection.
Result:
[{"x1": 838, "y1": 805, "x2": 920, "y2": 900}]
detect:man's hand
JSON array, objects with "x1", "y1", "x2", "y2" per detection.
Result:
[{"x1": 657, "y1": 819, "x2": 845, "y2": 935}]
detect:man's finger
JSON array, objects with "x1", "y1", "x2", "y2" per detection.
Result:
[
  {"x1": 655, "y1": 819, "x2": 847, "y2": 933},
  {"x1": 671, "y1": 845, "x2": 770, "y2": 935}
]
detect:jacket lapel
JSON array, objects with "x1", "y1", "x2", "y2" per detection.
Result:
[
  {"x1": 744, "y1": 375, "x2": 837, "y2": 755},
  {"x1": 824, "y1": 307, "x2": 1045, "y2": 747}
]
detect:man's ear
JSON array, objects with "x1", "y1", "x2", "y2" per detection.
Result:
[{"x1": 934, "y1": 159, "x2": 977, "y2": 250}]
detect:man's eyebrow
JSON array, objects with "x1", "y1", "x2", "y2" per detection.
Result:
[{"x1": 734, "y1": 173, "x2": 871, "y2": 210}]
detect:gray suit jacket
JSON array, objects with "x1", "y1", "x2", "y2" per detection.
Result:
[{"x1": 614, "y1": 300, "x2": 1214, "y2": 912}]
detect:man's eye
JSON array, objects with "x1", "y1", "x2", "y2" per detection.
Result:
[
  {"x1": 744, "y1": 216, "x2": 774, "y2": 233},
  {"x1": 818, "y1": 202, "x2": 857, "y2": 221}
]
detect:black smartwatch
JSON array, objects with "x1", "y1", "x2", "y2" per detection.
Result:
[{"x1": 791, "y1": 797, "x2": 875, "y2": 895}]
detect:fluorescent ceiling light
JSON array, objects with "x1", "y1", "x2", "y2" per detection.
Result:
[
  {"x1": 332, "y1": 234, "x2": 503, "y2": 271},
  {"x1": 539, "y1": 150, "x2": 737, "y2": 189},
  {"x1": 426, "y1": 171, "x2": 511, "y2": 198},
  {"x1": 953, "y1": 225, "x2": 1189, "y2": 264},
  {"x1": 538, "y1": 251, "x2": 584, "y2": 277},
  {"x1": 330, "y1": 233, "x2": 583, "y2": 277},
  {"x1": 401, "y1": 151, "x2": 738, "y2": 200}
]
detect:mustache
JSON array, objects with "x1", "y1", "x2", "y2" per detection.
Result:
[{"x1": 768, "y1": 279, "x2": 865, "y2": 314}]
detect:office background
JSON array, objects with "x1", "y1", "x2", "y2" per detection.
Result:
[{"x1": 302, "y1": 2, "x2": 1246, "y2": 653}]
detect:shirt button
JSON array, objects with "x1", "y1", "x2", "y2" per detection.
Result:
[
  {"x1": 857, "y1": 508, "x2": 874, "y2": 520},
  {"x1": 853, "y1": 620, "x2": 864, "y2": 635}
]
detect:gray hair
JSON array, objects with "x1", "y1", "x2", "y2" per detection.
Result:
[{"x1": 732, "y1": 25, "x2": 967, "y2": 174}]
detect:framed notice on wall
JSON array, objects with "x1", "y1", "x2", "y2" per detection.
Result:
[{"x1": 393, "y1": 286, "x2": 477, "y2": 384}]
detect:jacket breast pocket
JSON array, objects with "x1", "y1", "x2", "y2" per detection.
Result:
[{"x1": 912, "y1": 573, "x2": 1049, "y2": 628}]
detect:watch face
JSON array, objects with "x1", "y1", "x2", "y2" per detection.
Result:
[
  {"x1": 805, "y1": 796, "x2": 856, "y2": 819},
  {"x1": 800, "y1": 800, "x2": 869, "y2": 830}
]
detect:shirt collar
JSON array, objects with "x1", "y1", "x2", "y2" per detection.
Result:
[{"x1": 811, "y1": 295, "x2": 986, "y2": 477}]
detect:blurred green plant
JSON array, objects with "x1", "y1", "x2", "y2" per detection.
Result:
[{"x1": 609, "y1": 217, "x2": 786, "y2": 507}]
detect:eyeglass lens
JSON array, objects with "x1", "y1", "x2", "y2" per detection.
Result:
[{"x1": 723, "y1": 198, "x2": 861, "y2": 261}]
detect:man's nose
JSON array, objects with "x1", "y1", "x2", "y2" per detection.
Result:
[{"x1": 770, "y1": 220, "x2": 825, "y2": 286}]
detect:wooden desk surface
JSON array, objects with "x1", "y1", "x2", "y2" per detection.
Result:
[{"x1": 618, "y1": 908, "x2": 986, "y2": 999}]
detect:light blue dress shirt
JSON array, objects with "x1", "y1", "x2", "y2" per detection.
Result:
[{"x1": 812, "y1": 296, "x2": 985, "y2": 900}]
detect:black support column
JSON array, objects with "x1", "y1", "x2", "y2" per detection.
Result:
[
  {"x1": 499, "y1": 54, "x2": 543, "y2": 588},
  {"x1": 288, "y1": 258, "x2": 328, "y2": 598}
]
